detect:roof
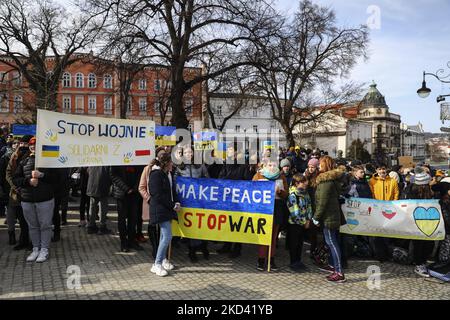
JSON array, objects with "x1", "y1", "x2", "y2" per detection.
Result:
[{"x1": 361, "y1": 81, "x2": 387, "y2": 107}]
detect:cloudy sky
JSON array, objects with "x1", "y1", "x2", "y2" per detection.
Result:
[{"x1": 278, "y1": 0, "x2": 450, "y2": 133}]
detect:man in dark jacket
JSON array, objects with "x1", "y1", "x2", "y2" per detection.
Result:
[
  {"x1": 51, "y1": 168, "x2": 70, "y2": 241},
  {"x1": 217, "y1": 148, "x2": 254, "y2": 258},
  {"x1": 110, "y1": 165, "x2": 145, "y2": 252},
  {"x1": 86, "y1": 166, "x2": 112, "y2": 235}
]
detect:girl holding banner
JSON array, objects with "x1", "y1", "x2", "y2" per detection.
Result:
[{"x1": 149, "y1": 153, "x2": 180, "y2": 277}]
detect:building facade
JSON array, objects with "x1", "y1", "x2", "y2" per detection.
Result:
[
  {"x1": 400, "y1": 122, "x2": 426, "y2": 162},
  {"x1": 0, "y1": 54, "x2": 202, "y2": 128}
]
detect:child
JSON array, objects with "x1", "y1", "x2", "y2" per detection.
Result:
[{"x1": 286, "y1": 173, "x2": 313, "y2": 272}]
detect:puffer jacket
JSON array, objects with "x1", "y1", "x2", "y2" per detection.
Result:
[
  {"x1": 149, "y1": 168, "x2": 178, "y2": 225},
  {"x1": 313, "y1": 168, "x2": 344, "y2": 230},
  {"x1": 12, "y1": 155, "x2": 55, "y2": 203},
  {"x1": 110, "y1": 166, "x2": 144, "y2": 199},
  {"x1": 287, "y1": 186, "x2": 313, "y2": 225},
  {"x1": 369, "y1": 174, "x2": 399, "y2": 201}
]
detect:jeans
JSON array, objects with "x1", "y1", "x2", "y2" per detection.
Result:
[
  {"x1": 22, "y1": 199, "x2": 55, "y2": 250},
  {"x1": 155, "y1": 220, "x2": 172, "y2": 265},
  {"x1": 287, "y1": 224, "x2": 306, "y2": 265},
  {"x1": 117, "y1": 194, "x2": 139, "y2": 245},
  {"x1": 323, "y1": 227, "x2": 343, "y2": 274},
  {"x1": 89, "y1": 196, "x2": 108, "y2": 227}
]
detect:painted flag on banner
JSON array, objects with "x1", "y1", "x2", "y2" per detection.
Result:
[
  {"x1": 41, "y1": 145, "x2": 60, "y2": 158},
  {"x1": 155, "y1": 126, "x2": 176, "y2": 146},
  {"x1": 135, "y1": 150, "x2": 151, "y2": 156},
  {"x1": 172, "y1": 177, "x2": 275, "y2": 245},
  {"x1": 193, "y1": 131, "x2": 218, "y2": 150}
]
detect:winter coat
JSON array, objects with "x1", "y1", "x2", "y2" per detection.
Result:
[
  {"x1": 139, "y1": 165, "x2": 151, "y2": 222},
  {"x1": 86, "y1": 166, "x2": 111, "y2": 198},
  {"x1": 110, "y1": 166, "x2": 144, "y2": 199},
  {"x1": 5, "y1": 150, "x2": 28, "y2": 206},
  {"x1": 347, "y1": 178, "x2": 373, "y2": 198},
  {"x1": 12, "y1": 155, "x2": 56, "y2": 203},
  {"x1": 149, "y1": 168, "x2": 178, "y2": 225},
  {"x1": 0, "y1": 148, "x2": 13, "y2": 200},
  {"x1": 219, "y1": 163, "x2": 253, "y2": 180},
  {"x1": 369, "y1": 174, "x2": 399, "y2": 201},
  {"x1": 175, "y1": 164, "x2": 209, "y2": 178},
  {"x1": 292, "y1": 153, "x2": 307, "y2": 173},
  {"x1": 52, "y1": 168, "x2": 70, "y2": 199},
  {"x1": 313, "y1": 169, "x2": 344, "y2": 230},
  {"x1": 287, "y1": 186, "x2": 313, "y2": 225}
]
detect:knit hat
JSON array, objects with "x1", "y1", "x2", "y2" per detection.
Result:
[
  {"x1": 414, "y1": 172, "x2": 431, "y2": 185},
  {"x1": 389, "y1": 171, "x2": 400, "y2": 184},
  {"x1": 280, "y1": 158, "x2": 291, "y2": 168},
  {"x1": 308, "y1": 158, "x2": 319, "y2": 168}
]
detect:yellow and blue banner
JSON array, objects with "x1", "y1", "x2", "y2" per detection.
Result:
[
  {"x1": 193, "y1": 131, "x2": 218, "y2": 151},
  {"x1": 155, "y1": 126, "x2": 176, "y2": 146},
  {"x1": 41, "y1": 145, "x2": 60, "y2": 158},
  {"x1": 341, "y1": 198, "x2": 446, "y2": 240},
  {"x1": 172, "y1": 177, "x2": 275, "y2": 245}
]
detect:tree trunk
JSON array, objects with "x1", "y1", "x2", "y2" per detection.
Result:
[{"x1": 282, "y1": 122, "x2": 295, "y2": 147}]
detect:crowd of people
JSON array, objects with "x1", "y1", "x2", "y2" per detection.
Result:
[{"x1": 1, "y1": 128, "x2": 449, "y2": 282}]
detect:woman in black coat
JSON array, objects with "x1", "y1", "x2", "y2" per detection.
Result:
[{"x1": 148, "y1": 153, "x2": 180, "y2": 277}]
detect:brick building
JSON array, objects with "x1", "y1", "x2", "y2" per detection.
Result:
[{"x1": 0, "y1": 53, "x2": 202, "y2": 129}]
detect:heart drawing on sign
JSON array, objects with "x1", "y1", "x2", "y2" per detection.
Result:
[
  {"x1": 382, "y1": 209, "x2": 396, "y2": 220},
  {"x1": 413, "y1": 207, "x2": 441, "y2": 237},
  {"x1": 346, "y1": 218, "x2": 359, "y2": 231}
]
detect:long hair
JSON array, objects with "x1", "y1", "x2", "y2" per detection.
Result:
[
  {"x1": 319, "y1": 156, "x2": 335, "y2": 173},
  {"x1": 410, "y1": 184, "x2": 433, "y2": 200}
]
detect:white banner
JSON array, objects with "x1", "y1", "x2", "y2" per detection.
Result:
[
  {"x1": 36, "y1": 110, "x2": 155, "y2": 168},
  {"x1": 340, "y1": 198, "x2": 446, "y2": 241}
]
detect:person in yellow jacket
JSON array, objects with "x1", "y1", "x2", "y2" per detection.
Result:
[
  {"x1": 368, "y1": 164, "x2": 399, "y2": 262},
  {"x1": 369, "y1": 165, "x2": 399, "y2": 201}
]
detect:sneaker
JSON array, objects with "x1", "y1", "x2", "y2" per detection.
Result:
[
  {"x1": 36, "y1": 248, "x2": 49, "y2": 263},
  {"x1": 151, "y1": 263, "x2": 168, "y2": 277},
  {"x1": 414, "y1": 265, "x2": 430, "y2": 278},
  {"x1": 120, "y1": 244, "x2": 130, "y2": 253},
  {"x1": 318, "y1": 264, "x2": 335, "y2": 273},
  {"x1": 326, "y1": 272, "x2": 346, "y2": 283},
  {"x1": 257, "y1": 258, "x2": 266, "y2": 271},
  {"x1": 26, "y1": 248, "x2": 40, "y2": 262},
  {"x1": 162, "y1": 259, "x2": 175, "y2": 270}
]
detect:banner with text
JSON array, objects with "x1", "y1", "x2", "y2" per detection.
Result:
[
  {"x1": 36, "y1": 109, "x2": 155, "y2": 168},
  {"x1": 172, "y1": 177, "x2": 275, "y2": 245},
  {"x1": 340, "y1": 198, "x2": 446, "y2": 240}
]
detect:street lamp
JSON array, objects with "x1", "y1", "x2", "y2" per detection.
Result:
[{"x1": 417, "y1": 63, "x2": 450, "y2": 99}]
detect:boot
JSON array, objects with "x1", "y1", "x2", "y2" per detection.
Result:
[
  {"x1": 188, "y1": 246, "x2": 198, "y2": 263},
  {"x1": 148, "y1": 225, "x2": 160, "y2": 259},
  {"x1": 8, "y1": 231, "x2": 16, "y2": 245}
]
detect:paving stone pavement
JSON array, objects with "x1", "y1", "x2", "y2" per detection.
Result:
[{"x1": 0, "y1": 211, "x2": 449, "y2": 300}]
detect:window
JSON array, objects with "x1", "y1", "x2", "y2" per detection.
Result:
[
  {"x1": 154, "y1": 101, "x2": 160, "y2": 113},
  {"x1": 104, "y1": 96, "x2": 112, "y2": 114},
  {"x1": 88, "y1": 73, "x2": 96, "y2": 88},
  {"x1": 253, "y1": 125, "x2": 258, "y2": 133},
  {"x1": 62, "y1": 72, "x2": 71, "y2": 88},
  {"x1": 235, "y1": 125, "x2": 241, "y2": 132},
  {"x1": 139, "y1": 79, "x2": 147, "y2": 90},
  {"x1": 88, "y1": 96, "x2": 97, "y2": 113},
  {"x1": 63, "y1": 96, "x2": 71, "y2": 112},
  {"x1": 13, "y1": 71, "x2": 22, "y2": 86},
  {"x1": 377, "y1": 124, "x2": 382, "y2": 133},
  {"x1": 104, "y1": 74, "x2": 112, "y2": 89},
  {"x1": 0, "y1": 72, "x2": 7, "y2": 83},
  {"x1": 217, "y1": 105, "x2": 222, "y2": 116},
  {"x1": 127, "y1": 98, "x2": 132, "y2": 113},
  {"x1": 185, "y1": 99, "x2": 193, "y2": 115},
  {"x1": 13, "y1": 95, "x2": 22, "y2": 113},
  {"x1": 76, "y1": 73, "x2": 84, "y2": 88},
  {"x1": 253, "y1": 108, "x2": 258, "y2": 117},
  {"x1": 0, "y1": 94, "x2": 8, "y2": 112},
  {"x1": 154, "y1": 79, "x2": 161, "y2": 91},
  {"x1": 75, "y1": 96, "x2": 84, "y2": 113},
  {"x1": 139, "y1": 98, "x2": 147, "y2": 112}
]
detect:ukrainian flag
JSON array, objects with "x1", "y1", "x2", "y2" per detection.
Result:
[{"x1": 42, "y1": 145, "x2": 60, "y2": 158}]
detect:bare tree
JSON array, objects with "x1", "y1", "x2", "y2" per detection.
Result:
[
  {"x1": 82, "y1": 0, "x2": 280, "y2": 129},
  {"x1": 251, "y1": 0, "x2": 369, "y2": 147},
  {"x1": 0, "y1": 0, "x2": 101, "y2": 120}
]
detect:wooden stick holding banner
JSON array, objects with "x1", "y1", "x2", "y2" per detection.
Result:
[{"x1": 267, "y1": 244, "x2": 272, "y2": 272}]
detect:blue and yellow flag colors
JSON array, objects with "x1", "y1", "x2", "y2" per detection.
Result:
[
  {"x1": 172, "y1": 177, "x2": 275, "y2": 245},
  {"x1": 155, "y1": 126, "x2": 176, "y2": 146},
  {"x1": 41, "y1": 145, "x2": 60, "y2": 158}
]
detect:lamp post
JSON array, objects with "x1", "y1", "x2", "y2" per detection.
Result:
[{"x1": 417, "y1": 62, "x2": 450, "y2": 100}]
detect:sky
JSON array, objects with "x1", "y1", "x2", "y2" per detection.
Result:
[{"x1": 278, "y1": 0, "x2": 450, "y2": 133}]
